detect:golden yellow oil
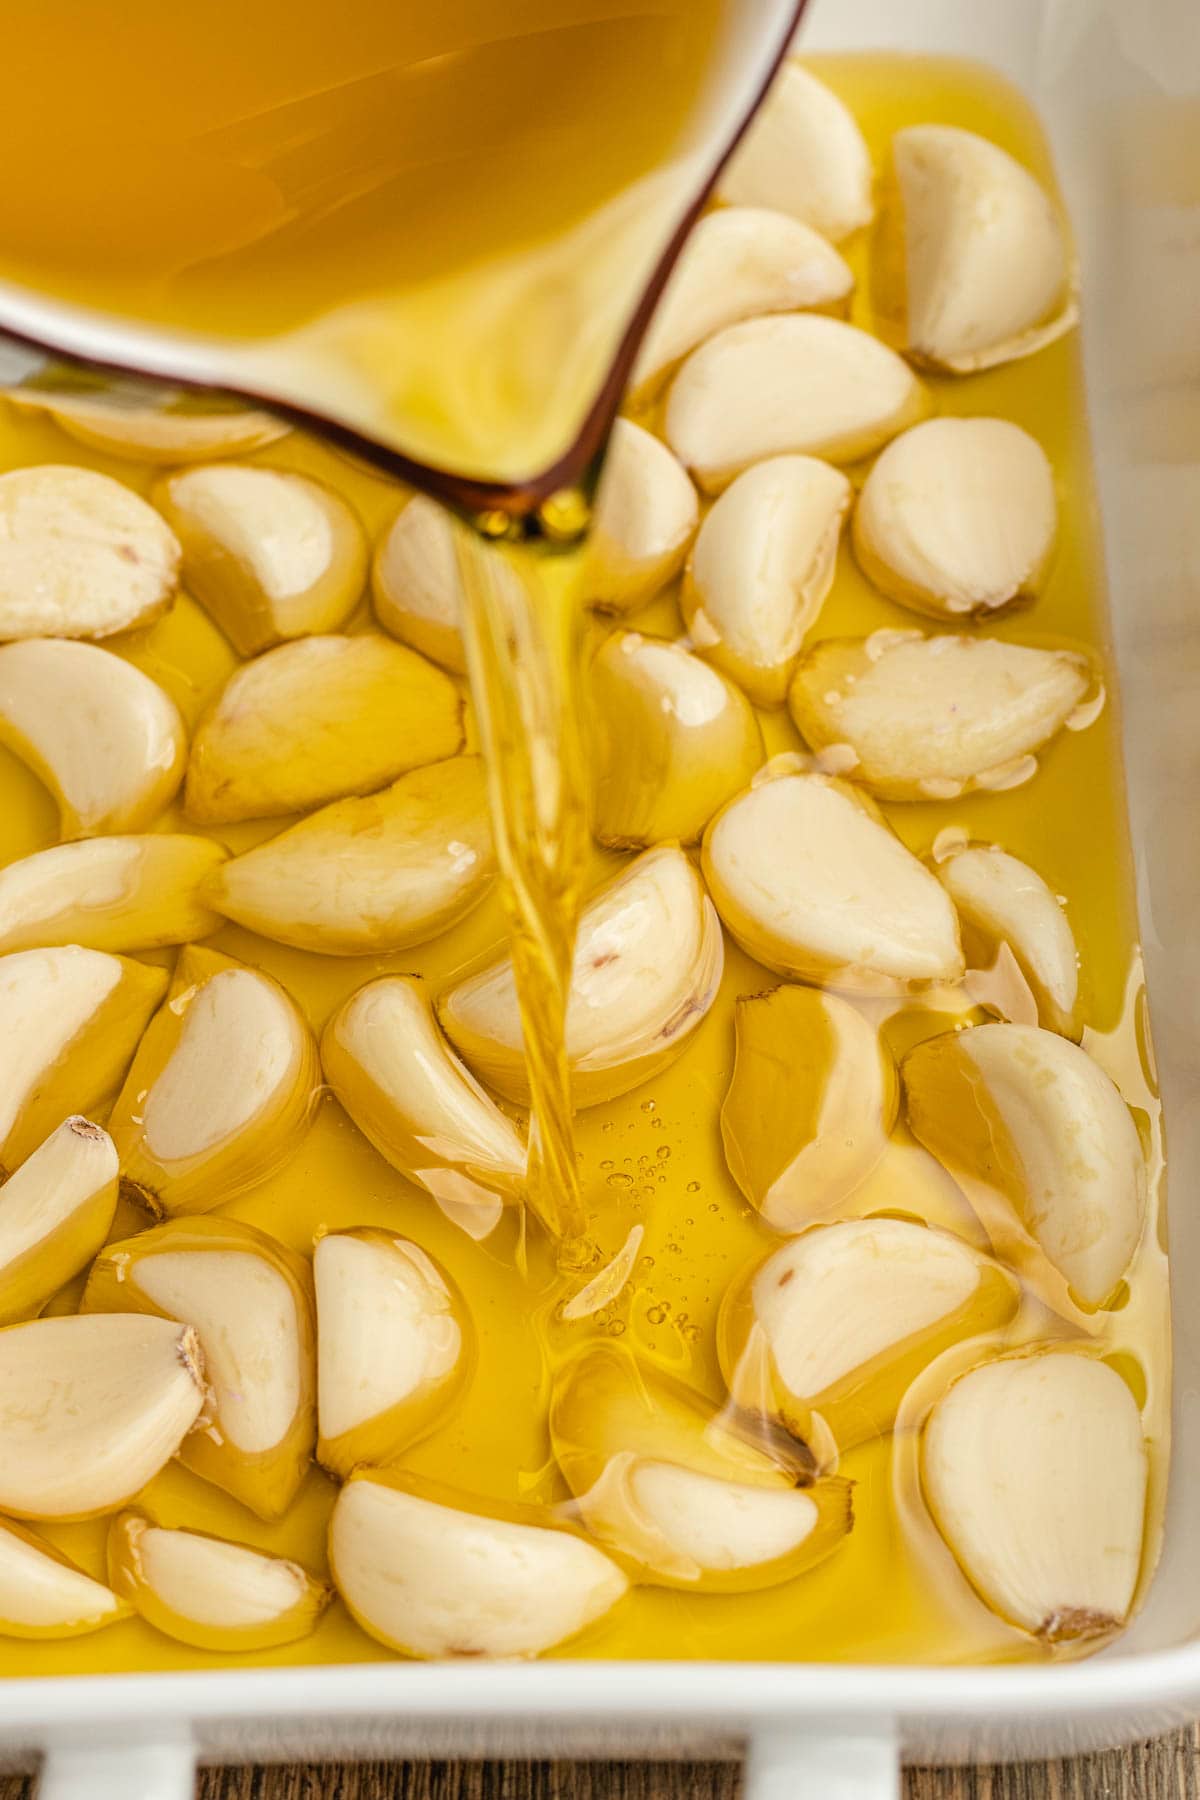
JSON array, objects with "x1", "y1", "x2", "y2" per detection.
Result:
[{"x1": 0, "y1": 53, "x2": 1169, "y2": 1676}]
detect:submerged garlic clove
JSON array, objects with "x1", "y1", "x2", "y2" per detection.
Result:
[
  {"x1": 184, "y1": 633, "x2": 463, "y2": 825},
  {"x1": 153, "y1": 463, "x2": 368, "y2": 657},
  {"x1": 630, "y1": 207, "x2": 854, "y2": 397},
  {"x1": 719, "y1": 1218, "x2": 1019, "y2": 1454},
  {"x1": 588, "y1": 631, "x2": 764, "y2": 847},
  {"x1": 717, "y1": 61, "x2": 874, "y2": 243},
  {"x1": 902, "y1": 1023, "x2": 1146, "y2": 1309},
  {"x1": 84, "y1": 1216, "x2": 316, "y2": 1520},
  {"x1": 584, "y1": 419, "x2": 698, "y2": 614},
  {"x1": 887, "y1": 125, "x2": 1077, "y2": 373},
  {"x1": 852, "y1": 419, "x2": 1057, "y2": 620},
  {"x1": 681, "y1": 455, "x2": 851, "y2": 705},
  {"x1": 0, "y1": 1116, "x2": 118, "y2": 1326},
  {"x1": 702, "y1": 772, "x2": 962, "y2": 993},
  {"x1": 788, "y1": 633, "x2": 1092, "y2": 801},
  {"x1": 665, "y1": 315, "x2": 927, "y2": 494},
  {"x1": 937, "y1": 842, "x2": 1081, "y2": 1038},
  {"x1": 0, "y1": 639, "x2": 185, "y2": 839},
  {"x1": 0, "y1": 1313, "x2": 205, "y2": 1520},
  {"x1": 721, "y1": 986, "x2": 897, "y2": 1230},
  {"x1": 922, "y1": 1350, "x2": 1147, "y2": 1641},
  {"x1": 207, "y1": 756, "x2": 495, "y2": 955},
  {"x1": 439, "y1": 845, "x2": 723, "y2": 1108},
  {"x1": 0, "y1": 946, "x2": 167, "y2": 1173},
  {"x1": 315, "y1": 1227, "x2": 473, "y2": 1479},
  {"x1": 0, "y1": 834, "x2": 227, "y2": 956},
  {"x1": 5, "y1": 390, "x2": 287, "y2": 463},
  {"x1": 371, "y1": 493, "x2": 466, "y2": 673},
  {"x1": 108, "y1": 1511, "x2": 330, "y2": 1652},
  {"x1": 107, "y1": 945, "x2": 319, "y2": 1217},
  {"x1": 321, "y1": 976, "x2": 525, "y2": 1214},
  {"x1": 329, "y1": 1470, "x2": 629, "y2": 1659},
  {"x1": 0, "y1": 466, "x2": 180, "y2": 640},
  {"x1": 0, "y1": 1516, "x2": 129, "y2": 1639}
]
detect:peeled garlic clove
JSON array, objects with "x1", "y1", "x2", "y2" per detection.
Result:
[
  {"x1": 371, "y1": 493, "x2": 466, "y2": 673},
  {"x1": 588, "y1": 631, "x2": 764, "y2": 847},
  {"x1": 937, "y1": 843, "x2": 1080, "y2": 1038},
  {"x1": 108, "y1": 1511, "x2": 329, "y2": 1652},
  {"x1": 0, "y1": 1116, "x2": 118, "y2": 1326},
  {"x1": 852, "y1": 419, "x2": 1057, "y2": 620},
  {"x1": 681, "y1": 455, "x2": 851, "y2": 705},
  {"x1": 788, "y1": 633, "x2": 1091, "y2": 801},
  {"x1": 84, "y1": 1216, "x2": 316, "y2": 1520},
  {"x1": 584, "y1": 420, "x2": 698, "y2": 614},
  {"x1": 888, "y1": 125, "x2": 1077, "y2": 373},
  {"x1": 721, "y1": 986, "x2": 897, "y2": 1230},
  {"x1": 440, "y1": 845, "x2": 723, "y2": 1108},
  {"x1": 717, "y1": 62, "x2": 874, "y2": 243},
  {"x1": 153, "y1": 464, "x2": 367, "y2": 658},
  {"x1": 902, "y1": 1023, "x2": 1146, "y2": 1309},
  {"x1": 0, "y1": 466, "x2": 180, "y2": 640},
  {"x1": 665, "y1": 315, "x2": 927, "y2": 494},
  {"x1": 185, "y1": 633, "x2": 462, "y2": 825},
  {"x1": 0, "y1": 946, "x2": 167, "y2": 1172},
  {"x1": 107, "y1": 945, "x2": 319, "y2": 1217},
  {"x1": 719, "y1": 1218, "x2": 1019, "y2": 1453},
  {"x1": 0, "y1": 834, "x2": 227, "y2": 956},
  {"x1": 315, "y1": 1227, "x2": 473, "y2": 1480},
  {"x1": 322, "y1": 976, "x2": 525, "y2": 1215},
  {"x1": 0, "y1": 639, "x2": 185, "y2": 839},
  {"x1": 207, "y1": 756, "x2": 494, "y2": 955},
  {"x1": 631, "y1": 207, "x2": 854, "y2": 397},
  {"x1": 0, "y1": 1515, "x2": 129, "y2": 1638},
  {"x1": 0, "y1": 1313, "x2": 205, "y2": 1520},
  {"x1": 702, "y1": 772, "x2": 962, "y2": 993},
  {"x1": 330, "y1": 1471, "x2": 628, "y2": 1659},
  {"x1": 5, "y1": 390, "x2": 287, "y2": 463},
  {"x1": 922, "y1": 1351, "x2": 1147, "y2": 1640}
]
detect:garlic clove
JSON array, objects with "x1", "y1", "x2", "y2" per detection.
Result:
[
  {"x1": 315, "y1": 1227, "x2": 473, "y2": 1480},
  {"x1": 902, "y1": 1023, "x2": 1146, "y2": 1309},
  {"x1": 630, "y1": 206, "x2": 854, "y2": 398},
  {"x1": 83, "y1": 1215, "x2": 316, "y2": 1520},
  {"x1": 665, "y1": 315, "x2": 927, "y2": 493},
  {"x1": 108, "y1": 1511, "x2": 329, "y2": 1652},
  {"x1": 0, "y1": 639, "x2": 186, "y2": 839},
  {"x1": 721, "y1": 985, "x2": 897, "y2": 1231},
  {"x1": 321, "y1": 975, "x2": 526, "y2": 1214},
  {"x1": 371, "y1": 493, "x2": 467, "y2": 673},
  {"x1": 329, "y1": 1470, "x2": 628, "y2": 1659},
  {"x1": 0, "y1": 1515, "x2": 130, "y2": 1638},
  {"x1": 184, "y1": 633, "x2": 463, "y2": 825},
  {"x1": 107, "y1": 945, "x2": 320, "y2": 1217},
  {"x1": 717, "y1": 62, "x2": 874, "y2": 243},
  {"x1": 439, "y1": 845, "x2": 723, "y2": 1108},
  {"x1": 588, "y1": 631, "x2": 764, "y2": 847},
  {"x1": 0, "y1": 1116, "x2": 118, "y2": 1326},
  {"x1": 584, "y1": 419, "x2": 698, "y2": 613},
  {"x1": 0, "y1": 1313, "x2": 205, "y2": 1520},
  {"x1": 937, "y1": 842, "x2": 1081, "y2": 1038},
  {"x1": 788, "y1": 633, "x2": 1092, "y2": 801},
  {"x1": 681, "y1": 454, "x2": 851, "y2": 705},
  {"x1": 702, "y1": 771, "x2": 962, "y2": 993},
  {"x1": 0, "y1": 834, "x2": 227, "y2": 956},
  {"x1": 719, "y1": 1218, "x2": 1019, "y2": 1454},
  {"x1": 0, "y1": 466, "x2": 180, "y2": 640},
  {"x1": 886, "y1": 124, "x2": 1077, "y2": 373},
  {"x1": 0, "y1": 946, "x2": 167, "y2": 1173},
  {"x1": 153, "y1": 463, "x2": 368, "y2": 658},
  {"x1": 5, "y1": 389, "x2": 287, "y2": 463},
  {"x1": 921, "y1": 1350, "x2": 1147, "y2": 1640},
  {"x1": 852, "y1": 418, "x2": 1057, "y2": 620},
  {"x1": 206, "y1": 756, "x2": 495, "y2": 955}
]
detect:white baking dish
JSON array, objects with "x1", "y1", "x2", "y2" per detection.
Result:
[{"x1": 2, "y1": 0, "x2": 1198, "y2": 1793}]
